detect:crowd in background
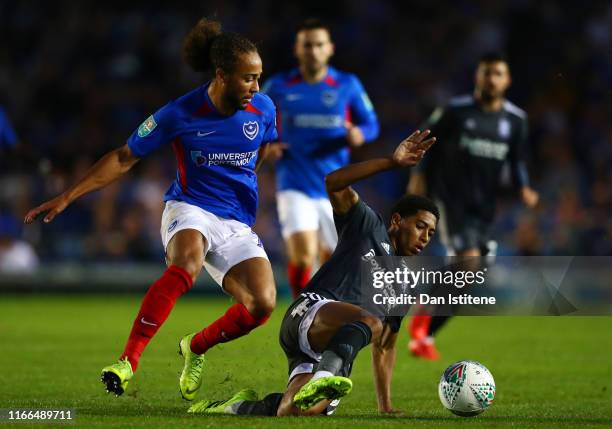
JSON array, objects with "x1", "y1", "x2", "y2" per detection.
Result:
[{"x1": 0, "y1": 0, "x2": 610, "y2": 272}]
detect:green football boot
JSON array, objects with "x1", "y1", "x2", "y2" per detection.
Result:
[
  {"x1": 293, "y1": 376, "x2": 353, "y2": 411},
  {"x1": 179, "y1": 333, "x2": 206, "y2": 401},
  {"x1": 101, "y1": 357, "x2": 133, "y2": 396},
  {"x1": 187, "y1": 389, "x2": 258, "y2": 414}
]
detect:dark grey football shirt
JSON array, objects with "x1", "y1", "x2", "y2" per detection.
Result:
[
  {"x1": 304, "y1": 199, "x2": 403, "y2": 331},
  {"x1": 417, "y1": 95, "x2": 530, "y2": 222}
]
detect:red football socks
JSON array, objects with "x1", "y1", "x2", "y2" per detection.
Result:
[
  {"x1": 409, "y1": 315, "x2": 433, "y2": 341},
  {"x1": 120, "y1": 265, "x2": 193, "y2": 371},
  {"x1": 190, "y1": 303, "x2": 269, "y2": 355},
  {"x1": 287, "y1": 262, "x2": 311, "y2": 298}
]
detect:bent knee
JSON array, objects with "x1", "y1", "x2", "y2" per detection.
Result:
[
  {"x1": 249, "y1": 290, "x2": 276, "y2": 319},
  {"x1": 290, "y1": 252, "x2": 317, "y2": 269},
  {"x1": 359, "y1": 314, "x2": 383, "y2": 340},
  {"x1": 166, "y1": 230, "x2": 206, "y2": 281},
  {"x1": 167, "y1": 252, "x2": 203, "y2": 281}
]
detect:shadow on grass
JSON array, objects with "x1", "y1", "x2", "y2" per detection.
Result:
[
  {"x1": 79, "y1": 407, "x2": 612, "y2": 425},
  {"x1": 326, "y1": 414, "x2": 612, "y2": 425}
]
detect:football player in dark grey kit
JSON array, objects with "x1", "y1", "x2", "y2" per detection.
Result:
[
  {"x1": 187, "y1": 130, "x2": 438, "y2": 416},
  {"x1": 407, "y1": 52, "x2": 539, "y2": 359}
]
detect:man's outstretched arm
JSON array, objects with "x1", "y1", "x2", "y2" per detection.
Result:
[
  {"x1": 24, "y1": 144, "x2": 139, "y2": 224},
  {"x1": 325, "y1": 130, "x2": 436, "y2": 216},
  {"x1": 372, "y1": 323, "x2": 399, "y2": 413}
]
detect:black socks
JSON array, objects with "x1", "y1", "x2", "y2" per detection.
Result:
[
  {"x1": 316, "y1": 321, "x2": 373, "y2": 375},
  {"x1": 428, "y1": 315, "x2": 451, "y2": 336},
  {"x1": 235, "y1": 392, "x2": 283, "y2": 416}
]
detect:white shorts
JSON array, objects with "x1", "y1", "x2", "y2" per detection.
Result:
[
  {"x1": 160, "y1": 200, "x2": 268, "y2": 287},
  {"x1": 276, "y1": 190, "x2": 338, "y2": 250}
]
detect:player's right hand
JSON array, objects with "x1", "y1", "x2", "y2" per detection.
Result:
[
  {"x1": 520, "y1": 186, "x2": 539, "y2": 208},
  {"x1": 24, "y1": 194, "x2": 71, "y2": 224},
  {"x1": 393, "y1": 129, "x2": 436, "y2": 167},
  {"x1": 265, "y1": 142, "x2": 289, "y2": 161}
]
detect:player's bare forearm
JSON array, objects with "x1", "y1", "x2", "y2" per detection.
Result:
[
  {"x1": 326, "y1": 130, "x2": 435, "y2": 215},
  {"x1": 255, "y1": 145, "x2": 268, "y2": 172},
  {"x1": 520, "y1": 185, "x2": 539, "y2": 208},
  {"x1": 407, "y1": 171, "x2": 427, "y2": 195},
  {"x1": 65, "y1": 144, "x2": 139, "y2": 200},
  {"x1": 326, "y1": 157, "x2": 397, "y2": 193},
  {"x1": 24, "y1": 144, "x2": 139, "y2": 223},
  {"x1": 325, "y1": 157, "x2": 396, "y2": 215},
  {"x1": 372, "y1": 326, "x2": 398, "y2": 413},
  {"x1": 372, "y1": 347, "x2": 395, "y2": 411}
]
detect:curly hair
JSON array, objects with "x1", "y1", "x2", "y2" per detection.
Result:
[
  {"x1": 391, "y1": 194, "x2": 440, "y2": 220},
  {"x1": 183, "y1": 18, "x2": 258, "y2": 73}
]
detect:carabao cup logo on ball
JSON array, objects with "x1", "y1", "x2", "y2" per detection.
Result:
[
  {"x1": 243, "y1": 121, "x2": 259, "y2": 140},
  {"x1": 438, "y1": 360, "x2": 496, "y2": 417}
]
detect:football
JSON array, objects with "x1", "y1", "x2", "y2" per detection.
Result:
[{"x1": 438, "y1": 360, "x2": 496, "y2": 417}]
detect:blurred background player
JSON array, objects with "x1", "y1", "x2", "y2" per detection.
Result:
[
  {"x1": 24, "y1": 18, "x2": 278, "y2": 400},
  {"x1": 0, "y1": 106, "x2": 19, "y2": 154},
  {"x1": 0, "y1": 214, "x2": 39, "y2": 274},
  {"x1": 406, "y1": 52, "x2": 539, "y2": 360},
  {"x1": 0, "y1": 105, "x2": 19, "y2": 175},
  {"x1": 187, "y1": 130, "x2": 437, "y2": 416},
  {"x1": 262, "y1": 19, "x2": 379, "y2": 298},
  {"x1": 0, "y1": 108, "x2": 37, "y2": 273}
]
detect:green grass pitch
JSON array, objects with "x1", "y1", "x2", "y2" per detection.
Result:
[{"x1": 1, "y1": 295, "x2": 611, "y2": 428}]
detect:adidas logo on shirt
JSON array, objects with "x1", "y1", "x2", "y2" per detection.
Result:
[{"x1": 362, "y1": 249, "x2": 375, "y2": 259}]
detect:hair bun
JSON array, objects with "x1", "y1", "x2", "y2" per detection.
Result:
[{"x1": 183, "y1": 18, "x2": 222, "y2": 73}]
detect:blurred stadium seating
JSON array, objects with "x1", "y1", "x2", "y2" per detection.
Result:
[{"x1": 0, "y1": 1, "x2": 610, "y2": 289}]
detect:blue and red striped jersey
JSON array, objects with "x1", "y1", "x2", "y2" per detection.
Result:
[
  {"x1": 262, "y1": 66, "x2": 379, "y2": 198},
  {"x1": 127, "y1": 82, "x2": 277, "y2": 227}
]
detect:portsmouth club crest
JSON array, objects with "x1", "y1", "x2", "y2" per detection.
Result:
[
  {"x1": 243, "y1": 121, "x2": 259, "y2": 140},
  {"x1": 191, "y1": 150, "x2": 207, "y2": 167},
  {"x1": 321, "y1": 90, "x2": 338, "y2": 107}
]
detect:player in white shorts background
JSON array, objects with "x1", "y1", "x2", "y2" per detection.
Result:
[
  {"x1": 262, "y1": 19, "x2": 380, "y2": 297},
  {"x1": 25, "y1": 18, "x2": 278, "y2": 401}
]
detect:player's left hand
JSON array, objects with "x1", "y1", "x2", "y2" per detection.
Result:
[
  {"x1": 24, "y1": 193, "x2": 71, "y2": 224},
  {"x1": 393, "y1": 129, "x2": 436, "y2": 167},
  {"x1": 521, "y1": 186, "x2": 539, "y2": 208},
  {"x1": 345, "y1": 122, "x2": 365, "y2": 147},
  {"x1": 264, "y1": 142, "x2": 289, "y2": 161}
]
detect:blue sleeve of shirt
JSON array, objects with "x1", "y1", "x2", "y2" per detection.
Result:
[
  {"x1": 0, "y1": 108, "x2": 18, "y2": 148},
  {"x1": 263, "y1": 113, "x2": 278, "y2": 143},
  {"x1": 127, "y1": 102, "x2": 179, "y2": 158},
  {"x1": 261, "y1": 76, "x2": 276, "y2": 97},
  {"x1": 348, "y1": 75, "x2": 379, "y2": 142},
  {"x1": 261, "y1": 92, "x2": 278, "y2": 144},
  {"x1": 262, "y1": 108, "x2": 278, "y2": 144}
]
